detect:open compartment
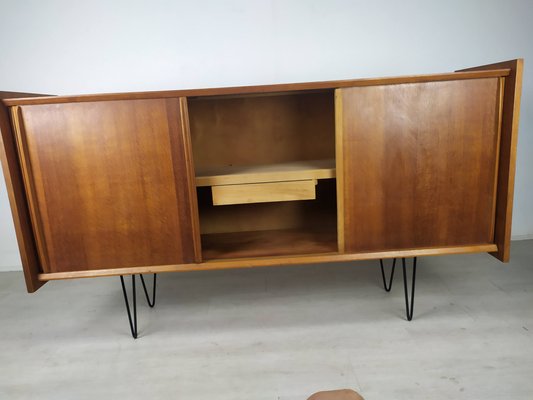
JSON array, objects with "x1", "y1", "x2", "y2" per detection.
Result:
[{"x1": 187, "y1": 90, "x2": 337, "y2": 260}]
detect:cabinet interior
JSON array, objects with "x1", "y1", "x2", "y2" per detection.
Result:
[{"x1": 187, "y1": 90, "x2": 338, "y2": 260}]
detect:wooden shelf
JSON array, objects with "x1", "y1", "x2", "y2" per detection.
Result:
[
  {"x1": 195, "y1": 159, "x2": 335, "y2": 187},
  {"x1": 201, "y1": 228, "x2": 338, "y2": 261}
]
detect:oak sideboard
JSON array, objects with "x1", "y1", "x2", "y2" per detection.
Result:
[{"x1": 0, "y1": 59, "x2": 523, "y2": 337}]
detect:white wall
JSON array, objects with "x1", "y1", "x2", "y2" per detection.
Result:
[{"x1": 1, "y1": 0, "x2": 532, "y2": 271}]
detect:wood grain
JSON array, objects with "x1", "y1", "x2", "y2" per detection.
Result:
[
  {"x1": 196, "y1": 159, "x2": 335, "y2": 187},
  {"x1": 307, "y1": 389, "x2": 364, "y2": 400},
  {"x1": 335, "y1": 90, "x2": 345, "y2": 253},
  {"x1": 196, "y1": 178, "x2": 337, "y2": 235},
  {"x1": 457, "y1": 59, "x2": 524, "y2": 262},
  {"x1": 339, "y1": 78, "x2": 501, "y2": 252},
  {"x1": 179, "y1": 98, "x2": 203, "y2": 262},
  {"x1": 11, "y1": 106, "x2": 52, "y2": 272},
  {"x1": 12, "y1": 98, "x2": 199, "y2": 272},
  {"x1": 0, "y1": 62, "x2": 520, "y2": 287},
  {"x1": 38, "y1": 243, "x2": 498, "y2": 281},
  {"x1": 188, "y1": 91, "x2": 335, "y2": 169},
  {"x1": 212, "y1": 180, "x2": 317, "y2": 206},
  {"x1": 3, "y1": 69, "x2": 509, "y2": 106},
  {"x1": 0, "y1": 91, "x2": 48, "y2": 292},
  {"x1": 201, "y1": 227, "x2": 337, "y2": 260},
  {"x1": 489, "y1": 78, "x2": 505, "y2": 241}
]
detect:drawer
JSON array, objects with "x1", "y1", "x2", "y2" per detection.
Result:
[{"x1": 212, "y1": 179, "x2": 317, "y2": 206}]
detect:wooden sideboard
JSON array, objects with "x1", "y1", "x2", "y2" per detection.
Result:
[{"x1": 0, "y1": 60, "x2": 523, "y2": 302}]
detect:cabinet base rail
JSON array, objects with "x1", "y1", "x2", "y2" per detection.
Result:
[
  {"x1": 119, "y1": 274, "x2": 157, "y2": 339},
  {"x1": 379, "y1": 257, "x2": 417, "y2": 321}
]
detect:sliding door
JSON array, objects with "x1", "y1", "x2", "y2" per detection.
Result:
[
  {"x1": 336, "y1": 78, "x2": 502, "y2": 253},
  {"x1": 11, "y1": 97, "x2": 200, "y2": 273}
]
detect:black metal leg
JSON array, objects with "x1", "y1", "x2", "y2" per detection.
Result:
[
  {"x1": 401, "y1": 257, "x2": 417, "y2": 321},
  {"x1": 140, "y1": 274, "x2": 157, "y2": 308},
  {"x1": 119, "y1": 274, "x2": 157, "y2": 339},
  {"x1": 379, "y1": 258, "x2": 396, "y2": 292},
  {"x1": 120, "y1": 275, "x2": 138, "y2": 339}
]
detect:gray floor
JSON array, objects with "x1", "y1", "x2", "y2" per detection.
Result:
[{"x1": 1, "y1": 241, "x2": 532, "y2": 400}]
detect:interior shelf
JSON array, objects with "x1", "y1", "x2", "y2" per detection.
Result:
[
  {"x1": 189, "y1": 91, "x2": 338, "y2": 261},
  {"x1": 195, "y1": 158, "x2": 336, "y2": 187},
  {"x1": 201, "y1": 227, "x2": 338, "y2": 261}
]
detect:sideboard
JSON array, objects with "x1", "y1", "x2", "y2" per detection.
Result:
[{"x1": 0, "y1": 59, "x2": 523, "y2": 337}]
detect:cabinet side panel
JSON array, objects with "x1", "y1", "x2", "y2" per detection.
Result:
[
  {"x1": 458, "y1": 59, "x2": 523, "y2": 262},
  {"x1": 341, "y1": 78, "x2": 501, "y2": 252},
  {"x1": 0, "y1": 96, "x2": 44, "y2": 292},
  {"x1": 16, "y1": 99, "x2": 197, "y2": 272}
]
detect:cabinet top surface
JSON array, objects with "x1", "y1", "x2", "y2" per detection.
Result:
[{"x1": 2, "y1": 68, "x2": 510, "y2": 106}]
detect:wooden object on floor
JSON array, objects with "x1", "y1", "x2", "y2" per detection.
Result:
[
  {"x1": 0, "y1": 60, "x2": 522, "y2": 291},
  {"x1": 307, "y1": 389, "x2": 364, "y2": 400}
]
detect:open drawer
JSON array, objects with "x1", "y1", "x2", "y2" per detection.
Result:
[
  {"x1": 196, "y1": 159, "x2": 335, "y2": 205},
  {"x1": 212, "y1": 179, "x2": 317, "y2": 206}
]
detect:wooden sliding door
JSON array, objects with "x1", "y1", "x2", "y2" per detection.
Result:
[
  {"x1": 11, "y1": 97, "x2": 200, "y2": 273},
  {"x1": 337, "y1": 78, "x2": 503, "y2": 253}
]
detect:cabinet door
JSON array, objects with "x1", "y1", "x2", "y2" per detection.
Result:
[
  {"x1": 12, "y1": 98, "x2": 200, "y2": 273},
  {"x1": 336, "y1": 78, "x2": 502, "y2": 253}
]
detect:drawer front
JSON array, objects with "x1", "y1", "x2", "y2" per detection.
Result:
[{"x1": 212, "y1": 180, "x2": 316, "y2": 206}]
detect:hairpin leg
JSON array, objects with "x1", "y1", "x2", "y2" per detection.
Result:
[
  {"x1": 120, "y1": 275, "x2": 137, "y2": 339},
  {"x1": 140, "y1": 274, "x2": 157, "y2": 307},
  {"x1": 378, "y1": 257, "x2": 418, "y2": 321},
  {"x1": 379, "y1": 258, "x2": 396, "y2": 292},
  {"x1": 119, "y1": 274, "x2": 157, "y2": 339},
  {"x1": 402, "y1": 257, "x2": 417, "y2": 321}
]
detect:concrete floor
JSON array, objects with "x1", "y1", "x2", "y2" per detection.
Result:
[{"x1": 0, "y1": 241, "x2": 532, "y2": 400}]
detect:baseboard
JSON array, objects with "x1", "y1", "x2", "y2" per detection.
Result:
[
  {"x1": 0, "y1": 265, "x2": 22, "y2": 272},
  {"x1": 0, "y1": 252, "x2": 22, "y2": 272},
  {"x1": 511, "y1": 234, "x2": 533, "y2": 241}
]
